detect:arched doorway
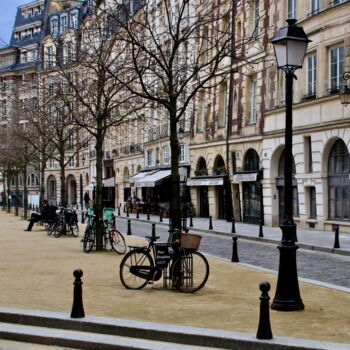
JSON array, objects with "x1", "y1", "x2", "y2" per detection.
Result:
[
  {"x1": 213, "y1": 155, "x2": 226, "y2": 219},
  {"x1": 276, "y1": 150, "x2": 298, "y2": 223},
  {"x1": 47, "y1": 175, "x2": 57, "y2": 205},
  {"x1": 66, "y1": 175, "x2": 77, "y2": 205},
  {"x1": 242, "y1": 149, "x2": 261, "y2": 224},
  {"x1": 196, "y1": 157, "x2": 209, "y2": 217},
  {"x1": 328, "y1": 139, "x2": 350, "y2": 220}
]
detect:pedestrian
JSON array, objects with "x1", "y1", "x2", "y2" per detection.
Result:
[
  {"x1": 24, "y1": 199, "x2": 51, "y2": 232},
  {"x1": 84, "y1": 191, "x2": 90, "y2": 209}
]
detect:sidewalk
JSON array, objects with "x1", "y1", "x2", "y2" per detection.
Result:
[
  {"x1": 1, "y1": 211, "x2": 350, "y2": 347},
  {"x1": 111, "y1": 210, "x2": 350, "y2": 255}
]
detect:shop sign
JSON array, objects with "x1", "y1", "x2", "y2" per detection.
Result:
[
  {"x1": 187, "y1": 178, "x2": 224, "y2": 186},
  {"x1": 233, "y1": 173, "x2": 258, "y2": 182}
]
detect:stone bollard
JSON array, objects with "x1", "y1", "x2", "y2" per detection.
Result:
[
  {"x1": 231, "y1": 235, "x2": 239, "y2": 262},
  {"x1": 159, "y1": 211, "x2": 163, "y2": 222},
  {"x1": 147, "y1": 209, "x2": 150, "y2": 221},
  {"x1": 117, "y1": 206, "x2": 121, "y2": 216},
  {"x1": 209, "y1": 216, "x2": 213, "y2": 230},
  {"x1": 136, "y1": 208, "x2": 139, "y2": 219},
  {"x1": 333, "y1": 224, "x2": 340, "y2": 249},
  {"x1": 70, "y1": 269, "x2": 85, "y2": 318},
  {"x1": 189, "y1": 212, "x2": 193, "y2": 227},
  {"x1": 256, "y1": 281, "x2": 273, "y2": 340},
  {"x1": 152, "y1": 223, "x2": 156, "y2": 240},
  {"x1": 127, "y1": 219, "x2": 132, "y2": 235},
  {"x1": 259, "y1": 219, "x2": 264, "y2": 238}
]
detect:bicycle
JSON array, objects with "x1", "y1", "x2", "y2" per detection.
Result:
[
  {"x1": 50, "y1": 207, "x2": 79, "y2": 238},
  {"x1": 119, "y1": 230, "x2": 209, "y2": 293},
  {"x1": 82, "y1": 211, "x2": 126, "y2": 254}
]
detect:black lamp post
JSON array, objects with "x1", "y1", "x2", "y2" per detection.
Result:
[{"x1": 271, "y1": 19, "x2": 310, "y2": 311}]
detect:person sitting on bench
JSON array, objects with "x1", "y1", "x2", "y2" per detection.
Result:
[{"x1": 24, "y1": 199, "x2": 51, "y2": 232}]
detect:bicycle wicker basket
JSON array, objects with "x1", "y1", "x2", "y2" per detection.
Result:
[{"x1": 180, "y1": 232, "x2": 202, "y2": 251}]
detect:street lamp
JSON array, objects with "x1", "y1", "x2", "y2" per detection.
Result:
[
  {"x1": 339, "y1": 72, "x2": 350, "y2": 105},
  {"x1": 271, "y1": 19, "x2": 310, "y2": 311}
]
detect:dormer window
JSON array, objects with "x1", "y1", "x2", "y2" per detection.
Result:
[
  {"x1": 50, "y1": 17, "x2": 59, "y2": 36},
  {"x1": 71, "y1": 10, "x2": 79, "y2": 29},
  {"x1": 22, "y1": 51, "x2": 28, "y2": 63},
  {"x1": 60, "y1": 14, "x2": 68, "y2": 33}
]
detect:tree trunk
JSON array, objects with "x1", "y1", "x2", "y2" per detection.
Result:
[
  {"x1": 23, "y1": 166, "x2": 28, "y2": 219},
  {"x1": 40, "y1": 153, "x2": 46, "y2": 206},
  {"x1": 60, "y1": 151, "x2": 66, "y2": 206},
  {"x1": 15, "y1": 171, "x2": 19, "y2": 216},
  {"x1": 169, "y1": 109, "x2": 181, "y2": 235},
  {"x1": 94, "y1": 131, "x2": 104, "y2": 251},
  {"x1": 6, "y1": 171, "x2": 11, "y2": 213}
]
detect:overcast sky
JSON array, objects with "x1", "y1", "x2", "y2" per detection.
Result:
[{"x1": 0, "y1": 0, "x2": 28, "y2": 47}]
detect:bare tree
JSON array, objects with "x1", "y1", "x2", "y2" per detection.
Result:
[{"x1": 104, "y1": 0, "x2": 244, "y2": 233}]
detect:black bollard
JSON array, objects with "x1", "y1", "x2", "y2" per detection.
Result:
[
  {"x1": 189, "y1": 212, "x2": 193, "y2": 227},
  {"x1": 151, "y1": 223, "x2": 156, "y2": 240},
  {"x1": 159, "y1": 210, "x2": 163, "y2": 222},
  {"x1": 209, "y1": 216, "x2": 213, "y2": 230},
  {"x1": 82, "y1": 212, "x2": 85, "y2": 224},
  {"x1": 136, "y1": 208, "x2": 139, "y2": 219},
  {"x1": 231, "y1": 235, "x2": 239, "y2": 262},
  {"x1": 112, "y1": 213, "x2": 116, "y2": 227},
  {"x1": 118, "y1": 206, "x2": 121, "y2": 216},
  {"x1": 333, "y1": 224, "x2": 340, "y2": 249},
  {"x1": 231, "y1": 216, "x2": 236, "y2": 234},
  {"x1": 127, "y1": 219, "x2": 132, "y2": 235},
  {"x1": 147, "y1": 209, "x2": 150, "y2": 221},
  {"x1": 126, "y1": 208, "x2": 129, "y2": 217},
  {"x1": 258, "y1": 219, "x2": 264, "y2": 238},
  {"x1": 70, "y1": 269, "x2": 85, "y2": 318},
  {"x1": 256, "y1": 281, "x2": 273, "y2": 340}
]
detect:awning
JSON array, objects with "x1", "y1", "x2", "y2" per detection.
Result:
[
  {"x1": 103, "y1": 177, "x2": 115, "y2": 187},
  {"x1": 187, "y1": 177, "x2": 224, "y2": 186},
  {"x1": 129, "y1": 171, "x2": 151, "y2": 184},
  {"x1": 232, "y1": 172, "x2": 258, "y2": 182},
  {"x1": 136, "y1": 169, "x2": 171, "y2": 187}
]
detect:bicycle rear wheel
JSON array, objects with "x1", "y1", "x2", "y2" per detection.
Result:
[
  {"x1": 171, "y1": 251, "x2": 209, "y2": 293},
  {"x1": 53, "y1": 219, "x2": 64, "y2": 238},
  {"x1": 83, "y1": 226, "x2": 95, "y2": 253},
  {"x1": 119, "y1": 250, "x2": 153, "y2": 289},
  {"x1": 110, "y1": 229, "x2": 126, "y2": 255},
  {"x1": 70, "y1": 222, "x2": 79, "y2": 237}
]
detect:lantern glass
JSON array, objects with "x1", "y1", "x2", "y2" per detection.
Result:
[
  {"x1": 340, "y1": 87, "x2": 350, "y2": 105},
  {"x1": 274, "y1": 39, "x2": 308, "y2": 69}
]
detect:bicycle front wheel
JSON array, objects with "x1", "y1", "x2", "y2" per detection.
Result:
[
  {"x1": 110, "y1": 229, "x2": 126, "y2": 255},
  {"x1": 83, "y1": 226, "x2": 95, "y2": 253},
  {"x1": 171, "y1": 251, "x2": 209, "y2": 293},
  {"x1": 53, "y1": 220, "x2": 64, "y2": 238},
  {"x1": 70, "y1": 222, "x2": 79, "y2": 237},
  {"x1": 119, "y1": 250, "x2": 153, "y2": 289}
]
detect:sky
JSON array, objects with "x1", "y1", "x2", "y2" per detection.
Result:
[{"x1": 0, "y1": 0, "x2": 28, "y2": 47}]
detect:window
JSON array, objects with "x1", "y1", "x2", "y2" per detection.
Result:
[
  {"x1": 22, "y1": 51, "x2": 27, "y2": 63},
  {"x1": 333, "y1": 0, "x2": 345, "y2": 5},
  {"x1": 307, "y1": 54, "x2": 317, "y2": 96},
  {"x1": 49, "y1": 159, "x2": 55, "y2": 168},
  {"x1": 162, "y1": 146, "x2": 170, "y2": 164},
  {"x1": 197, "y1": 91, "x2": 205, "y2": 132},
  {"x1": 304, "y1": 136, "x2": 313, "y2": 173},
  {"x1": 328, "y1": 139, "x2": 350, "y2": 220},
  {"x1": 249, "y1": 76, "x2": 258, "y2": 124},
  {"x1": 68, "y1": 135, "x2": 74, "y2": 151},
  {"x1": 179, "y1": 144, "x2": 186, "y2": 163},
  {"x1": 27, "y1": 174, "x2": 39, "y2": 186},
  {"x1": 47, "y1": 46, "x2": 55, "y2": 68},
  {"x1": 50, "y1": 17, "x2": 58, "y2": 36},
  {"x1": 309, "y1": 187, "x2": 317, "y2": 219},
  {"x1": 310, "y1": 0, "x2": 319, "y2": 15},
  {"x1": 146, "y1": 149, "x2": 154, "y2": 167},
  {"x1": 252, "y1": 0, "x2": 260, "y2": 38},
  {"x1": 218, "y1": 81, "x2": 228, "y2": 128},
  {"x1": 205, "y1": 103, "x2": 211, "y2": 129},
  {"x1": 68, "y1": 157, "x2": 75, "y2": 167},
  {"x1": 288, "y1": 0, "x2": 296, "y2": 18},
  {"x1": 60, "y1": 14, "x2": 68, "y2": 33},
  {"x1": 330, "y1": 45, "x2": 344, "y2": 91},
  {"x1": 65, "y1": 41, "x2": 74, "y2": 63},
  {"x1": 71, "y1": 10, "x2": 79, "y2": 29}
]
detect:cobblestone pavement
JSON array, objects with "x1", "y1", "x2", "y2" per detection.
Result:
[{"x1": 114, "y1": 217, "x2": 350, "y2": 288}]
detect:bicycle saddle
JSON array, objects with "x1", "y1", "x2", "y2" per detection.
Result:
[{"x1": 145, "y1": 235, "x2": 160, "y2": 241}]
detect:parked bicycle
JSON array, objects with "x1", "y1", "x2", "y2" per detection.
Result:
[
  {"x1": 50, "y1": 207, "x2": 79, "y2": 238},
  {"x1": 82, "y1": 209, "x2": 126, "y2": 254},
  {"x1": 119, "y1": 230, "x2": 209, "y2": 293}
]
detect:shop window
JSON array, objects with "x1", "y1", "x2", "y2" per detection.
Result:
[
  {"x1": 328, "y1": 139, "x2": 350, "y2": 220},
  {"x1": 309, "y1": 187, "x2": 317, "y2": 219}
]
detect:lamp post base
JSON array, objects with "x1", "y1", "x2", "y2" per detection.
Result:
[{"x1": 271, "y1": 224, "x2": 304, "y2": 311}]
